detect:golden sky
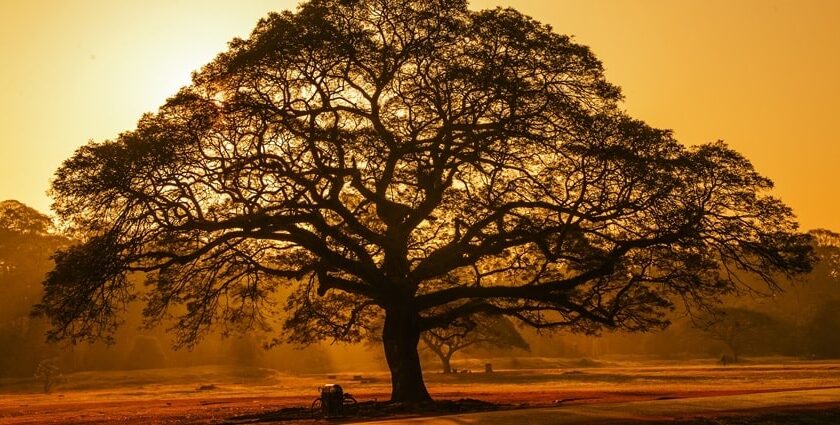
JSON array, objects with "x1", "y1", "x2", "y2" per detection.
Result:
[{"x1": 1, "y1": 0, "x2": 838, "y2": 231}]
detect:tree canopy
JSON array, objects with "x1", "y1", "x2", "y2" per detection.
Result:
[
  {"x1": 811, "y1": 229, "x2": 840, "y2": 279},
  {"x1": 37, "y1": 0, "x2": 813, "y2": 402},
  {"x1": 1, "y1": 200, "x2": 65, "y2": 319},
  {"x1": 0, "y1": 201, "x2": 67, "y2": 377}
]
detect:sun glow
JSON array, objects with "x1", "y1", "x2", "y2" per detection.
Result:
[{"x1": 0, "y1": 0, "x2": 296, "y2": 213}]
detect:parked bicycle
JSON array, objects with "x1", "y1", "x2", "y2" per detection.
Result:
[{"x1": 311, "y1": 384, "x2": 357, "y2": 418}]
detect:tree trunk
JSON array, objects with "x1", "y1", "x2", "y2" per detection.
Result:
[
  {"x1": 441, "y1": 354, "x2": 453, "y2": 374},
  {"x1": 382, "y1": 309, "x2": 432, "y2": 403},
  {"x1": 724, "y1": 340, "x2": 739, "y2": 363}
]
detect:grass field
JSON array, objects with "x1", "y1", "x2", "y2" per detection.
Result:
[{"x1": 1, "y1": 357, "x2": 839, "y2": 424}]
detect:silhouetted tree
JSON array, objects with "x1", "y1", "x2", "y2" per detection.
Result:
[
  {"x1": 750, "y1": 229, "x2": 840, "y2": 346},
  {"x1": 36, "y1": 0, "x2": 813, "y2": 402},
  {"x1": 698, "y1": 308, "x2": 780, "y2": 362},
  {"x1": 124, "y1": 336, "x2": 169, "y2": 370},
  {"x1": 422, "y1": 313, "x2": 528, "y2": 373},
  {"x1": 804, "y1": 299, "x2": 840, "y2": 358},
  {"x1": 811, "y1": 229, "x2": 840, "y2": 280},
  {"x1": 0, "y1": 201, "x2": 67, "y2": 377},
  {"x1": 227, "y1": 335, "x2": 264, "y2": 367},
  {"x1": 34, "y1": 357, "x2": 62, "y2": 393},
  {"x1": 0, "y1": 201, "x2": 66, "y2": 320}
]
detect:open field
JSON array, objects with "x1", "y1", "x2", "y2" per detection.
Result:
[{"x1": 1, "y1": 358, "x2": 840, "y2": 424}]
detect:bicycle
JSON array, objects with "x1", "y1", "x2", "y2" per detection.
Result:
[{"x1": 311, "y1": 385, "x2": 358, "y2": 418}]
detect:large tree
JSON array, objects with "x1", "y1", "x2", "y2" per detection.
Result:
[{"x1": 37, "y1": 0, "x2": 812, "y2": 402}]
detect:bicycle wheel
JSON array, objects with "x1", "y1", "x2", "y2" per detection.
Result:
[
  {"x1": 310, "y1": 398, "x2": 323, "y2": 418},
  {"x1": 343, "y1": 393, "x2": 358, "y2": 414}
]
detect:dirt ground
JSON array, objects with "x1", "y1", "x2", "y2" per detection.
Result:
[{"x1": 1, "y1": 358, "x2": 839, "y2": 424}]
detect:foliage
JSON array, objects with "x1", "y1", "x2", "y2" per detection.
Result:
[
  {"x1": 37, "y1": 0, "x2": 813, "y2": 401},
  {"x1": 810, "y1": 229, "x2": 840, "y2": 280},
  {"x1": 0, "y1": 201, "x2": 67, "y2": 377},
  {"x1": 34, "y1": 357, "x2": 63, "y2": 393},
  {"x1": 0, "y1": 200, "x2": 52, "y2": 235},
  {"x1": 0, "y1": 200, "x2": 66, "y2": 320},
  {"x1": 804, "y1": 299, "x2": 840, "y2": 358}
]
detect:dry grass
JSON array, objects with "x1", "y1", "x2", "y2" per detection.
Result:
[{"x1": 1, "y1": 357, "x2": 839, "y2": 424}]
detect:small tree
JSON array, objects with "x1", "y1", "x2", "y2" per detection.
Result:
[
  {"x1": 698, "y1": 308, "x2": 778, "y2": 362},
  {"x1": 34, "y1": 357, "x2": 62, "y2": 393},
  {"x1": 124, "y1": 336, "x2": 169, "y2": 370},
  {"x1": 422, "y1": 313, "x2": 528, "y2": 374},
  {"x1": 37, "y1": 0, "x2": 813, "y2": 402}
]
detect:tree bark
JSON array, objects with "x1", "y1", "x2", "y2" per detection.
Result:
[{"x1": 382, "y1": 308, "x2": 432, "y2": 403}]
